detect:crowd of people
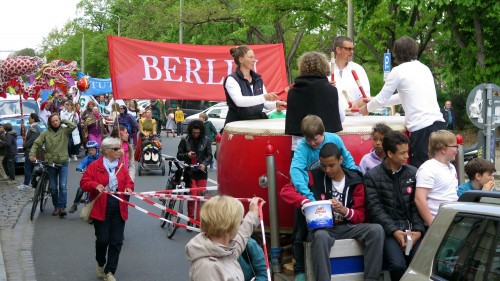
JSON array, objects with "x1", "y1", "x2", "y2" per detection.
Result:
[
  {"x1": 184, "y1": 36, "x2": 492, "y2": 281},
  {"x1": 0, "y1": 34, "x2": 489, "y2": 281}
]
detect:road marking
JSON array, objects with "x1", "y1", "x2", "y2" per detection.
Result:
[{"x1": 207, "y1": 178, "x2": 218, "y2": 185}]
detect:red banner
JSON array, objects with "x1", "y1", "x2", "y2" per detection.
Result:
[{"x1": 107, "y1": 36, "x2": 288, "y2": 100}]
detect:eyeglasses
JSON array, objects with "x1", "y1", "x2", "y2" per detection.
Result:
[
  {"x1": 119, "y1": 107, "x2": 125, "y2": 110},
  {"x1": 341, "y1": 46, "x2": 355, "y2": 52},
  {"x1": 109, "y1": 147, "x2": 122, "y2": 151},
  {"x1": 446, "y1": 145, "x2": 459, "y2": 148}
]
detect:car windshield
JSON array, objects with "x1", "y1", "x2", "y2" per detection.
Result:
[
  {"x1": 1, "y1": 117, "x2": 47, "y2": 135},
  {"x1": 0, "y1": 100, "x2": 39, "y2": 116}
]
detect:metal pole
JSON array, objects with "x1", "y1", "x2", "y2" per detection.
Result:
[
  {"x1": 456, "y1": 134, "x2": 465, "y2": 184},
  {"x1": 265, "y1": 144, "x2": 282, "y2": 274},
  {"x1": 486, "y1": 84, "x2": 493, "y2": 161},
  {"x1": 179, "y1": 0, "x2": 183, "y2": 44},
  {"x1": 118, "y1": 17, "x2": 121, "y2": 36},
  {"x1": 347, "y1": 0, "x2": 354, "y2": 40},
  {"x1": 81, "y1": 33, "x2": 85, "y2": 74}
]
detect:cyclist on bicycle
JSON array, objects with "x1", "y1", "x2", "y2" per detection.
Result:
[
  {"x1": 177, "y1": 119, "x2": 213, "y2": 225},
  {"x1": 69, "y1": 141, "x2": 100, "y2": 214},
  {"x1": 30, "y1": 113, "x2": 76, "y2": 217}
]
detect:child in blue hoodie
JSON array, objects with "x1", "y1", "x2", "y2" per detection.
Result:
[{"x1": 69, "y1": 141, "x2": 100, "y2": 213}]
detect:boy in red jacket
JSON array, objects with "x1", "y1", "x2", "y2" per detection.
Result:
[{"x1": 281, "y1": 143, "x2": 384, "y2": 281}]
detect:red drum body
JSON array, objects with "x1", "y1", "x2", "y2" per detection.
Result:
[{"x1": 218, "y1": 116, "x2": 406, "y2": 231}]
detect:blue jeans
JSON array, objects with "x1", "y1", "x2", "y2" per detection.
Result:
[
  {"x1": 176, "y1": 122, "x2": 182, "y2": 135},
  {"x1": 48, "y1": 163, "x2": 69, "y2": 209},
  {"x1": 23, "y1": 155, "x2": 34, "y2": 185}
]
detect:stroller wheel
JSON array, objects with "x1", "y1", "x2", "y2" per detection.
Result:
[
  {"x1": 138, "y1": 166, "x2": 143, "y2": 176},
  {"x1": 161, "y1": 165, "x2": 165, "y2": 176}
]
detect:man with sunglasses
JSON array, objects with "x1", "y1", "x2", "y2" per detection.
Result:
[{"x1": 332, "y1": 36, "x2": 371, "y2": 109}]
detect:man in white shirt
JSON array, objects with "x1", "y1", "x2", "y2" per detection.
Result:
[
  {"x1": 359, "y1": 36, "x2": 445, "y2": 168},
  {"x1": 332, "y1": 36, "x2": 371, "y2": 109}
]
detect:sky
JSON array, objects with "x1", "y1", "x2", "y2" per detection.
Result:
[{"x1": 0, "y1": 0, "x2": 80, "y2": 59}]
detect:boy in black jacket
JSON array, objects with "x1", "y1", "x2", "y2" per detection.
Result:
[
  {"x1": 364, "y1": 131, "x2": 425, "y2": 281},
  {"x1": 0, "y1": 123, "x2": 18, "y2": 184}
]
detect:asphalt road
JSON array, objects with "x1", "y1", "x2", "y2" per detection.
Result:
[{"x1": 32, "y1": 135, "x2": 218, "y2": 281}]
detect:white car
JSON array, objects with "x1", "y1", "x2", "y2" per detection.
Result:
[{"x1": 182, "y1": 102, "x2": 228, "y2": 134}]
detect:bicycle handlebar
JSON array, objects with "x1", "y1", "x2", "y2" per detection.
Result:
[
  {"x1": 162, "y1": 154, "x2": 201, "y2": 169},
  {"x1": 33, "y1": 160, "x2": 63, "y2": 168}
]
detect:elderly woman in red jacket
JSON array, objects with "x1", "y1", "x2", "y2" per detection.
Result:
[{"x1": 81, "y1": 137, "x2": 134, "y2": 281}]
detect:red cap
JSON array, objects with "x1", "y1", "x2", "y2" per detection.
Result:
[{"x1": 456, "y1": 134, "x2": 464, "y2": 145}]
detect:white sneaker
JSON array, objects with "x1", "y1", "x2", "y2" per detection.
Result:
[
  {"x1": 73, "y1": 155, "x2": 78, "y2": 161},
  {"x1": 96, "y1": 266, "x2": 105, "y2": 278},
  {"x1": 104, "y1": 272, "x2": 116, "y2": 281},
  {"x1": 17, "y1": 184, "x2": 27, "y2": 191}
]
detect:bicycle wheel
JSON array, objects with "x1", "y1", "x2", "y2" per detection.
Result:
[
  {"x1": 30, "y1": 179, "x2": 43, "y2": 221},
  {"x1": 40, "y1": 177, "x2": 51, "y2": 212},
  {"x1": 160, "y1": 198, "x2": 168, "y2": 228},
  {"x1": 166, "y1": 199, "x2": 182, "y2": 239}
]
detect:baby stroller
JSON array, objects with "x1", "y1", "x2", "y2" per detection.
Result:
[{"x1": 138, "y1": 135, "x2": 165, "y2": 176}]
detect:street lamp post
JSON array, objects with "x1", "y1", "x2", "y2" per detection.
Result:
[
  {"x1": 179, "y1": 0, "x2": 183, "y2": 44},
  {"x1": 76, "y1": 31, "x2": 85, "y2": 73}
]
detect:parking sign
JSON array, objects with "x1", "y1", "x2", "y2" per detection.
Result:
[{"x1": 383, "y1": 52, "x2": 391, "y2": 81}]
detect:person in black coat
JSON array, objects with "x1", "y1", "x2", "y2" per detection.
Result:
[
  {"x1": 364, "y1": 131, "x2": 425, "y2": 281},
  {"x1": 177, "y1": 119, "x2": 213, "y2": 222},
  {"x1": 441, "y1": 100, "x2": 456, "y2": 130},
  {"x1": 285, "y1": 51, "x2": 344, "y2": 151},
  {"x1": 0, "y1": 123, "x2": 17, "y2": 184}
]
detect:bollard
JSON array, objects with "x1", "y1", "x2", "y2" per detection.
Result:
[
  {"x1": 456, "y1": 134, "x2": 465, "y2": 184},
  {"x1": 265, "y1": 144, "x2": 282, "y2": 274}
]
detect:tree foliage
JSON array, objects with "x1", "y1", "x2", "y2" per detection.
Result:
[{"x1": 33, "y1": 0, "x2": 499, "y2": 128}]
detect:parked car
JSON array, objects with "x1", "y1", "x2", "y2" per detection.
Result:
[
  {"x1": 182, "y1": 102, "x2": 228, "y2": 134},
  {"x1": 401, "y1": 191, "x2": 500, "y2": 281},
  {"x1": 0, "y1": 96, "x2": 40, "y2": 117},
  {"x1": 0, "y1": 115, "x2": 47, "y2": 168}
]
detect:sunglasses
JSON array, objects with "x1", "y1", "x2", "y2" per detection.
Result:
[
  {"x1": 341, "y1": 46, "x2": 355, "y2": 52},
  {"x1": 109, "y1": 147, "x2": 122, "y2": 151}
]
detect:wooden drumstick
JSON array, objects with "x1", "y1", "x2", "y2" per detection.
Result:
[{"x1": 330, "y1": 52, "x2": 335, "y2": 82}]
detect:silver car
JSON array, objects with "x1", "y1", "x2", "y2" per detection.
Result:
[{"x1": 402, "y1": 191, "x2": 500, "y2": 280}]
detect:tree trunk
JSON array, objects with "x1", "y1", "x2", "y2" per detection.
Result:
[{"x1": 473, "y1": 14, "x2": 485, "y2": 68}]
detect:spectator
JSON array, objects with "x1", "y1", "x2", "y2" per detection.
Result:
[
  {"x1": 150, "y1": 99, "x2": 162, "y2": 135},
  {"x1": 364, "y1": 131, "x2": 425, "y2": 281},
  {"x1": 359, "y1": 123, "x2": 392, "y2": 174},
  {"x1": 82, "y1": 100, "x2": 96, "y2": 121},
  {"x1": 134, "y1": 109, "x2": 157, "y2": 162},
  {"x1": 332, "y1": 36, "x2": 371, "y2": 109},
  {"x1": 83, "y1": 107, "x2": 107, "y2": 146},
  {"x1": 268, "y1": 104, "x2": 286, "y2": 119},
  {"x1": 441, "y1": 100, "x2": 456, "y2": 130},
  {"x1": 60, "y1": 101, "x2": 81, "y2": 162},
  {"x1": 223, "y1": 45, "x2": 285, "y2": 126},
  {"x1": 174, "y1": 105, "x2": 184, "y2": 137},
  {"x1": 0, "y1": 124, "x2": 8, "y2": 181},
  {"x1": 69, "y1": 141, "x2": 100, "y2": 214},
  {"x1": 237, "y1": 237, "x2": 268, "y2": 281},
  {"x1": 30, "y1": 113, "x2": 77, "y2": 217},
  {"x1": 281, "y1": 143, "x2": 383, "y2": 281},
  {"x1": 0, "y1": 123, "x2": 17, "y2": 185},
  {"x1": 127, "y1": 100, "x2": 141, "y2": 122},
  {"x1": 199, "y1": 113, "x2": 217, "y2": 170},
  {"x1": 285, "y1": 51, "x2": 344, "y2": 151},
  {"x1": 185, "y1": 196, "x2": 263, "y2": 281},
  {"x1": 177, "y1": 119, "x2": 213, "y2": 223},
  {"x1": 111, "y1": 127, "x2": 135, "y2": 181},
  {"x1": 19, "y1": 113, "x2": 41, "y2": 190},
  {"x1": 458, "y1": 158, "x2": 496, "y2": 197},
  {"x1": 289, "y1": 115, "x2": 357, "y2": 280},
  {"x1": 165, "y1": 108, "x2": 176, "y2": 137},
  {"x1": 359, "y1": 36, "x2": 446, "y2": 168},
  {"x1": 116, "y1": 105, "x2": 138, "y2": 145},
  {"x1": 39, "y1": 101, "x2": 52, "y2": 125},
  {"x1": 415, "y1": 130, "x2": 459, "y2": 227},
  {"x1": 80, "y1": 137, "x2": 134, "y2": 281}
]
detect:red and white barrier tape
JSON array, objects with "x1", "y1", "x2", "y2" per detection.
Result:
[
  {"x1": 103, "y1": 188, "x2": 272, "y2": 278},
  {"x1": 259, "y1": 202, "x2": 272, "y2": 280}
]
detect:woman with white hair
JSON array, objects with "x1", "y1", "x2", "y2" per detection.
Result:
[{"x1": 80, "y1": 137, "x2": 134, "y2": 281}]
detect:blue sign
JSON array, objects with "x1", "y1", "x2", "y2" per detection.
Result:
[
  {"x1": 383, "y1": 53, "x2": 391, "y2": 72},
  {"x1": 77, "y1": 72, "x2": 113, "y2": 96}
]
